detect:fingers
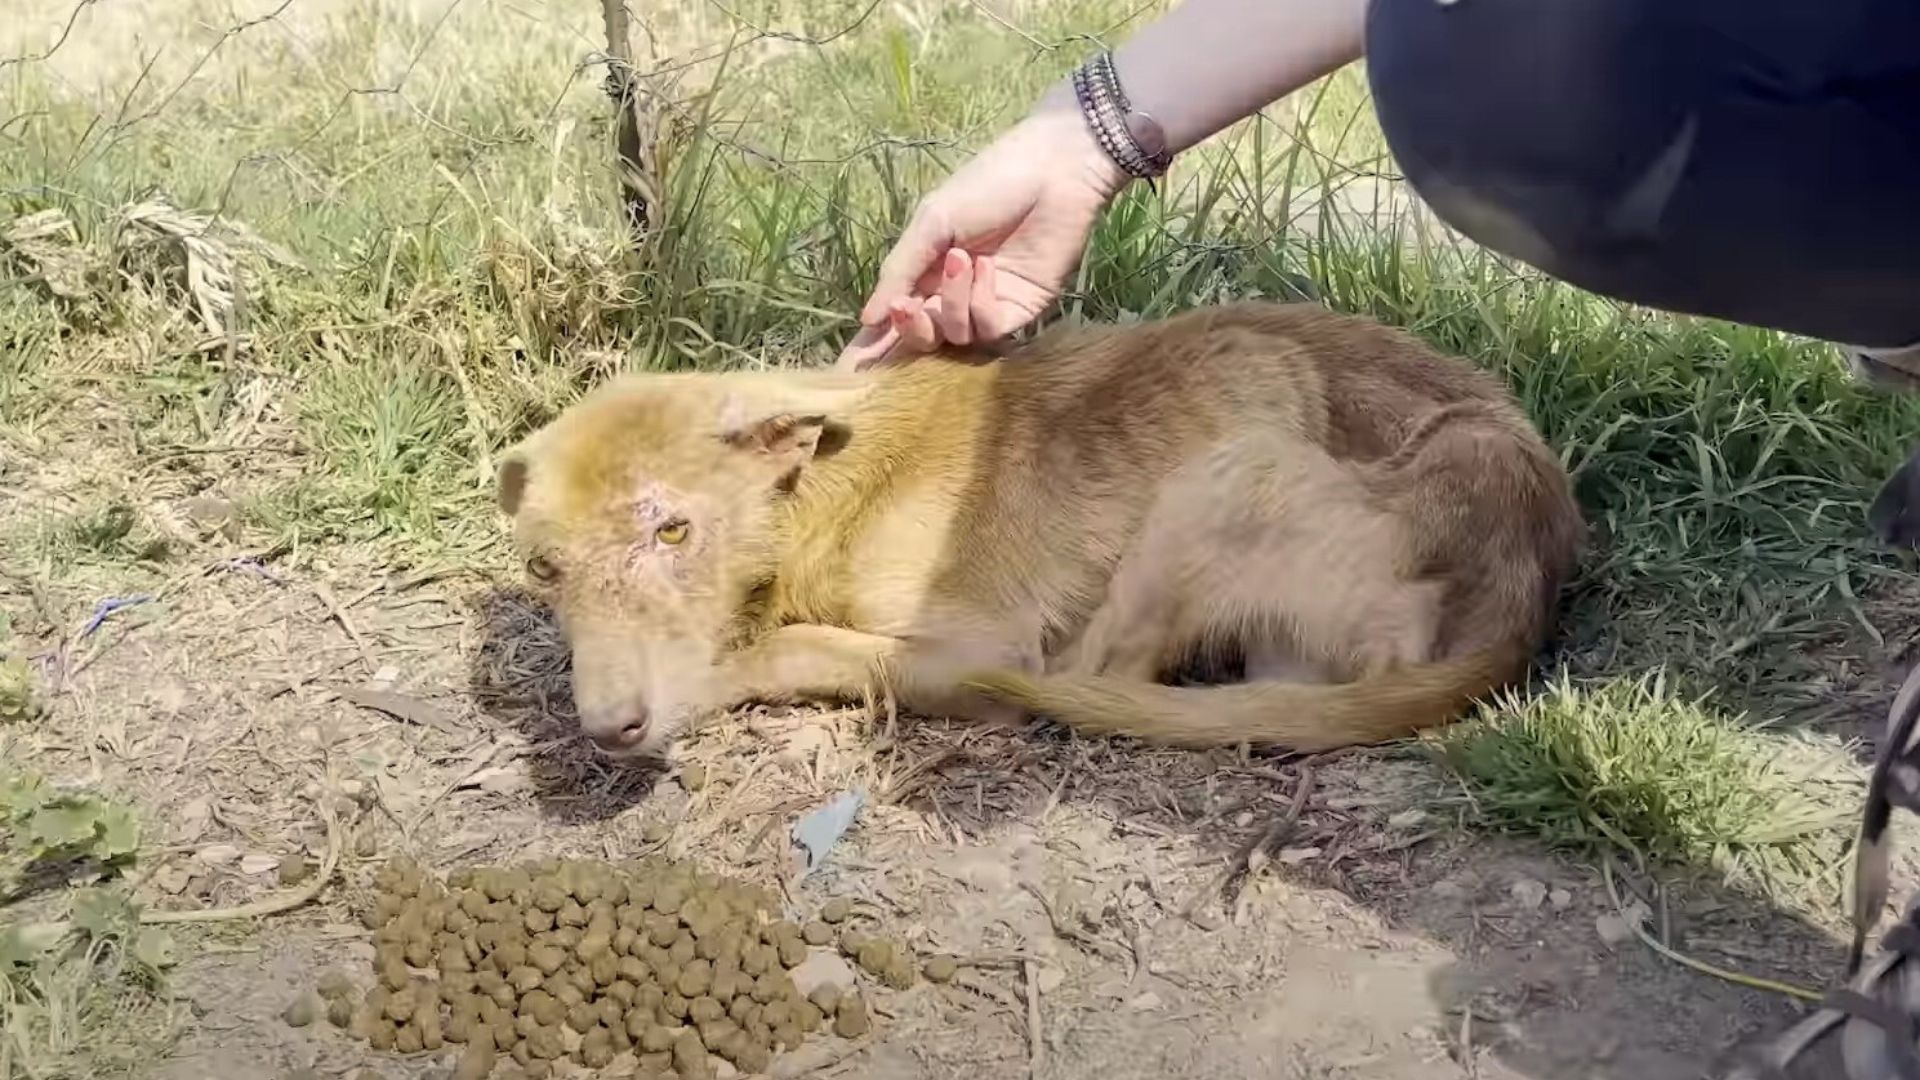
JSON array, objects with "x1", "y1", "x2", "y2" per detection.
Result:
[
  {"x1": 969, "y1": 255, "x2": 1005, "y2": 340},
  {"x1": 860, "y1": 202, "x2": 954, "y2": 326},
  {"x1": 835, "y1": 321, "x2": 900, "y2": 372},
  {"x1": 934, "y1": 250, "x2": 976, "y2": 345},
  {"x1": 889, "y1": 297, "x2": 941, "y2": 355}
]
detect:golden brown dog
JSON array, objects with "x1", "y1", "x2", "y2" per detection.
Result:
[{"x1": 497, "y1": 302, "x2": 1584, "y2": 759}]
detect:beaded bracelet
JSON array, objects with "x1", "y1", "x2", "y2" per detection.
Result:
[{"x1": 1069, "y1": 50, "x2": 1173, "y2": 181}]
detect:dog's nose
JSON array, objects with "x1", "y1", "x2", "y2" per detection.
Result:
[{"x1": 584, "y1": 707, "x2": 650, "y2": 754}]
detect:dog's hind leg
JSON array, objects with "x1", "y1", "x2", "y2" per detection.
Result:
[{"x1": 1067, "y1": 435, "x2": 1442, "y2": 686}]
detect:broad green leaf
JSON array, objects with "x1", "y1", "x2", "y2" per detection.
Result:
[
  {"x1": 0, "y1": 921, "x2": 66, "y2": 971},
  {"x1": 70, "y1": 888, "x2": 135, "y2": 938},
  {"x1": 131, "y1": 927, "x2": 176, "y2": 970},
  {"x1": 93, "y1": 805, "x2": 139, "y2": 860},
  {"x1": 0, "y1": 773, "x2": 48, "y2": 821},
  {"x1": 27, "y1": 803, "x2": 100, "y2": 851}
]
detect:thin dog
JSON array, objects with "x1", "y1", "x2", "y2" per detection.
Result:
[{"x1": 496, "y1": 302, "x2": 1584, "y2": 759}]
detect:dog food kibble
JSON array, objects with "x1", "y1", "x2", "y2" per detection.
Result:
[
  {"x1": 924, "y1": 955, "x2": 960, "y2": 983},
  {"x1": 834, "y1": 994, "x2": 872, "y2": 1038},
  {"x1": 453, "y1": 1042, "x2": 496, "y2": 1080},
  {"x1": 856, "y1": 940, "x2": 893, "y2": 976},
  {"x1": 340, "y1": 855, "x2": 900, "y2": 1078},
  {"x1": 809, "y1": 984, "x2": 842, "y2": 1017},
  {"x1": 316, "y1": 969, "x2": 356, "y2": 999},
  {"x1": 679, "y1": 763, "x2": 708, "y2": 791}
]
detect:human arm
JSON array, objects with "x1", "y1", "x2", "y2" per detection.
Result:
[{"x1": 838, "y1": 0, "x2": 1368, "y2": 369}]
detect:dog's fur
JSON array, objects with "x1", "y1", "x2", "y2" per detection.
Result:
[{"x1": 497, "y1": 302, "x2": 1585, "y2": 759}]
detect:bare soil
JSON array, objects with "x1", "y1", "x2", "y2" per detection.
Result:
[{"x1": 1, "y1": 470, "x2": 1884, "y2": 1080}]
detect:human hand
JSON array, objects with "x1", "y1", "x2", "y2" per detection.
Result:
[{"x1": 837, "y1": 102, "x2": 1129, "y2": 371}]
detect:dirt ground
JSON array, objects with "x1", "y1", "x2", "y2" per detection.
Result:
[{"x1": 1, "y1": 447, "x2": 1894, "y2": 1080}]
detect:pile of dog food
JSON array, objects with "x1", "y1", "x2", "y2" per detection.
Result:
[{"x1": 298, "y1": 855, "x2": 954, "y2": 1079}]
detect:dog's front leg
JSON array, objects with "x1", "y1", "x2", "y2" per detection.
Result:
[
  {"x1": 714, "y1": 624, "x2": 904, "y2": 708},
  {"x1": 715, "y1": 623, "x2": 1034, "y2": 726}
]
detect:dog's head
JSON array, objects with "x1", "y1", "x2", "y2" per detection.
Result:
[{"x1": 497, "y1": 373, "x2": 860, "y2": 759}]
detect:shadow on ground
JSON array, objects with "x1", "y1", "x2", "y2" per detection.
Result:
[{"x1": 465, "y1": 585, "x2": 661, "y2": 824}]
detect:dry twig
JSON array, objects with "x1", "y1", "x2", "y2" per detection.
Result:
[{"x1": 143, "y1": 802, "x2": 341, "y2": 925}]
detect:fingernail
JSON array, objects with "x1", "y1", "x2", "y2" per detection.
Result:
[{"x1": 944, "y1": 250, "x2": 966, "y2": 279}]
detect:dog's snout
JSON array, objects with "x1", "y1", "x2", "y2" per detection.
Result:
[{"x1": 583, "y1": 705, "x2": 651, "y2": 754}]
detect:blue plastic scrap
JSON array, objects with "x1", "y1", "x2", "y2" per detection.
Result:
[
  {"x1": 79, "y1": 595, "x2": 155, "y2": 640},
  {"x1": 790, "y1": 787, "x2": 866, "y2": 881}
]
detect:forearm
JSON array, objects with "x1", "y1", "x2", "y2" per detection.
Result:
[{"x1": 1036, "y1": 0, "x2": 1369, "y2": 155}]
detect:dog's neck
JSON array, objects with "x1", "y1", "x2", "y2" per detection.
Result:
[{"x1": 755, "y1": 359, "x2": 998, "y2": 624}]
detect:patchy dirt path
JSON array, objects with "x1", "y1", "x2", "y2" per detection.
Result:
[{"x1": 0, "y1": 528, "x2": 1844, "y2": 1080}]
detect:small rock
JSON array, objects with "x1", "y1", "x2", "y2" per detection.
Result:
[
  {"x1": 788, "y1": 950, "x2": 856, "y2": 997},
  {"x1": 282, "y1": 994, "x2": 320, "y2": 1028},
  {"x1": 277, "y1": 854, "x2": 311, "y2": 886},
  {"x1": 1126, "y1": 991, "x2": 1164, "y2": 1011},
  {"x1": 1035, "y1": 965, "x2": 1063, "y2": 994},
  {"x1": 923, "y1": 955, "x2": 959, "y2": 984},
  {"x1": 1509, "y1": 879, "x2": 1548, "y2": 910},
  {"x1": 1277, "y1": 846, "x2": 1321, "y2": 865},
  {"x1": 1594, "y1": 902, "x2": 1648, "y2": 948},
  {"x1": 1189, "y1": 906, "x2": 1226, "y2": 932},
  {"x1": 1548, "y1": 888, "x2": 1573, "y2": 910}
]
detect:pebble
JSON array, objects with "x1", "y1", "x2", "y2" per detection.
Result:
[
  {"x1": 277, "y1": 854, "x2": 311, "y2": 887},
  {"x1": 282, "y1": 995, "x2": 319, "y2": 1028}
]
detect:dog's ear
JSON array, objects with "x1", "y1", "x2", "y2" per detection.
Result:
[
  {"x1": 1869, "y1": 447, "x2": 1920, "y2": 548},
  {"x1": 496, "y1": 452, "x2": 531, "y2": 517},
  {"x1": 717, "y1": 396, "x2": 852, "y2": 481}
]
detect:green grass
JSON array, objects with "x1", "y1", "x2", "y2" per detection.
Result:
[
  {"x1": 1438, "y1": 674, "x2": 1863, "y2": 913},
  {"x1": 0, "y1": 0, "x2": 1909, "y2": 924}
]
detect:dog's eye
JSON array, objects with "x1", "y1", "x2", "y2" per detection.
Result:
[
  {"x1": 526, "y1": 555, "x2": 560, "y2": 583},
  {"x1": 656, "y1": 520, "x2": 689, "y2": 546}
]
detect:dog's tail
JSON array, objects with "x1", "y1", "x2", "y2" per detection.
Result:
[{"x1": 960, "y1": 648, "x2": 1521, "y2": 751}]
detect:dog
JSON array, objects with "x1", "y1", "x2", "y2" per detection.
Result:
[{"x1": 496, "y1": 301, "x2": 1584, "y2": 760}]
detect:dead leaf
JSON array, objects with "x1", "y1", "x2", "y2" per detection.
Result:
[
  {"x1": 152, "y1": 863, "x2": 193, "y2": 895},
  {"x1": 195, "y1": 843, "x2": 241, "y2": 866},
  {"x1": 338, "y1": 687, "x2": 466, "y2": 735},
  {"x1": 175, "y1": 797, "x2": 212, "y2": 843},
  {"x1": 1277, "y1": 846, "x2": 1321, "y2": 865},
  {"x1": 458, "y1": 765, "x2": 530, "y2": 795},
  {"x1": 239, "y1": 853, "x2": 279, "y2": 876}
]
